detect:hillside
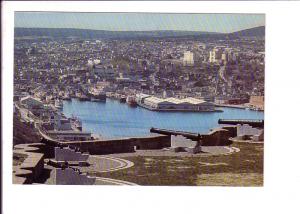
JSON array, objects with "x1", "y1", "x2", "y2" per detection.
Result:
[
  {"x1": 13, "y1": 115, "x2": 41, "y2": 146},
  {"x1": 228, "y1": 26, "x2": 265, "y2": 38},
  {"x1": 14, "y1": 28, "x2": 222, "y2": 39},
  {"x1": 14, "y1": 26, "x2": 265, "y2": 40}
]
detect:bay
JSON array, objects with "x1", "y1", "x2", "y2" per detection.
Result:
[{"x1": 62, "y1": 98, "x2": 264, "y2": 138}]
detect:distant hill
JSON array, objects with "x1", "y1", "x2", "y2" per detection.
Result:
[
  {"x1": 14, "y1": 26, "x2": 265, "y2": 39},
  {"x1": 228, "y1": 26, "x2": 265, "y2": 38},
  {"x1": 14, "y1": 28, "x2": 222, "y2": 39}
]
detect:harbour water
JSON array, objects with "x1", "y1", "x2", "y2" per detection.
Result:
[{"x1": 62, "y1": 98, "x2": 264, "y2": 138}]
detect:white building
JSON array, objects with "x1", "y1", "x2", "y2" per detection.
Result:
[
  {"x1": 183, "y1": 51, "x2": 194, "y2": 66},
  {"x1": 137, "y1": 94, "x2": 215, "y2": 111},
  {"x1": 209, "y1": 48, "x2": 222, "y2": 63}
]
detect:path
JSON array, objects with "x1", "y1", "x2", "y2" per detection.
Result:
[{"x1": 73, "y1": 155, "x2": 137, "y2": 185}]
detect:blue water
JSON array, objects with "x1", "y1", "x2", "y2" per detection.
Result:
[{"x1": 62, "y1": 98, "x2": 264, "y2": 138}]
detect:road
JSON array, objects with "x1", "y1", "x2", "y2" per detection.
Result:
[{"x1": 219, "y1": 65, "x2": 227, "y2": 83}]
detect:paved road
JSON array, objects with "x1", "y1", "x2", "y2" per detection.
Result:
[
  {"x1": 45, "y1": 156, "x2": 136, "y2": 185},
  {"x1": 87, "y1": 155, "x2": 134, "y2": 173},
  {"x1": 94, "y1": 177, "x2": 137, "y2": 185},
  {"x1": 72, "y1": 155, "x2": 136, "y2": 185},
  {"x1": 219, "y1": 65, "x2": 227, "y2": 83}
]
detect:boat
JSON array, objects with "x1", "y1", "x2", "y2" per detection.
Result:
[
  {"x1": 76, "y1": 92, "x2": 90, "y2": 101},
  {"x1": 54, "y1": 99, "x2": 63, "y2": 110},
  {"x1": 119, "y1": 95, "x2": 126, "y2": 103},
  {"x1": 78, "y1": 95, "x2": 90, "y2": 101},
  {"x1": 126, "y1": 96, "x2": 137, "y2": 107},
  {"x1": 89, "y1": 89, "x2": 106, "y2": 102},
  {"x1": 70, "y1": 115, "x2": 83, "y2": 131}
]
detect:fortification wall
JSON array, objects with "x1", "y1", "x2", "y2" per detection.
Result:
[
  {"x1": 202, "y1": 128, "x2": 232, "y2": 146},
  {"x1": 60, "y1": 134, "x2": 171, "y2": 155},
  {"x1": 55, "y1": 147, "x2": 89, "y2": 161},
  {"x1": 55, "y1": 168, "x2": 95, "y2": 185},
  {"x1": 133, "y1": 134, "x2": 171, "y2": 150},
  {"x1": 237, "y1": 124, "x2": 263, "y2": 137},
  {"x1": 13, "y1": 143, "x2": 45, "y2": 184},
  {"x1": 221, "y1": 125, "x2": 237, "y2": 138}
]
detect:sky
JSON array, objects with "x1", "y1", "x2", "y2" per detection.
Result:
[{"x1": 15, "y1": 12, "x2": 265, "y2": 33}]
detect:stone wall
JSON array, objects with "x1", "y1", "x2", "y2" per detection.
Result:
[
  {"x1": 237, "y1": 124, "x2": 263, "y2": 138},
  {"x1": 134, "y1": 134, "x2": 171, "y2": 150},
  {"x1": 13, "y1": 143, "x2": 45, "y2": 184},
  {"x1": 170, "y1": 135, "x2": 201, "y2": 154},
  {"x1": 55, "y1": 147, "x2": 89, "y2": 161},
  {"x1": 221, "y1": 125, "x2": 237, "y2": 138},
  {"x1": 60, "y1": 134, "x2": 171, "y2": 155},
  {"x1": 201, "y1": 128, "x2": 232, "y2": 146},
  {"x1": 250, "y1": 96, "x2": 264, "y2": 109},
  {"x1": 55, "y1": 168, "x2": 95, "y2": 185}
]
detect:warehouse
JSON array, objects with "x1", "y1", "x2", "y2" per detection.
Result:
[{"x1": 137, "y1": 94, "x2": 215, "y2": 111}]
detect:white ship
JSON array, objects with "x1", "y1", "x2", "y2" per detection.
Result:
[{"x1": 54, "y1": 99, "x2": 63, "y2": 110}]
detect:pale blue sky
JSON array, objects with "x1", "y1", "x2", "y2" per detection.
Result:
[{"x1": 15, "y1": 12, "x2": 265, "y2": 33}]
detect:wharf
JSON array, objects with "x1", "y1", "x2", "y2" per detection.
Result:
[
  {"x1": 215, "y1": 104, "x2": 246, "y2": 109},
  {"x1": 138, "y1": 102, "x2": 223, "y2": 113}
]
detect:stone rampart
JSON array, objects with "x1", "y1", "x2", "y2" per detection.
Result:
[
  {"x1": 13, "y1": 143, "x2": 45, "y2": 184},
  {"x1": 201, "y1": 128, "x2": 232, "y2": 146},
  {"x1": 59, "y1": 134, "x2": 171, "y2": 155},
  {"x1": 55, "y1": 168, "x2": 95, "y2": 185},
  {"x1": 55, "y1": 147, "x2": 89, "y2": 161}
]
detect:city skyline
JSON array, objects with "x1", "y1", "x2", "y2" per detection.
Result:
[{"x1": 15, "y1": 12, "x2": 265, "y2": 33}]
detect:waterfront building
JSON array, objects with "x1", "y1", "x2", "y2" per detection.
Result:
[
  {"x1": 137, "y1": 94, "x2": 215, "y2": 111},
  {"x1": 49, "y1": 113, "x2": 72, "y2": 131},
  {"x1": 88, "y1": 87, "x2": 106, "y2": 102},
  {"x1": 249, "y1": 96, "x2": 264, "y2": 110},
  {"x1": 46, "y1": 130, "x2": 92, "y2": 141}
]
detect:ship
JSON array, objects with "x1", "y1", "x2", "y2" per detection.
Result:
[
  {"x1": 76, "y1": 92, "x2": 90, "y2": 101},
  {"x1": 126, "y1": 96, "x2": 137, "y2": 107},
  {"x1": 119, "y1": 95, "x2": 127, "y2": 103},
  {"x1": 89, "y1": 88, "x2": 106, "y2": 102},
  {"x1": 54, "y1": 99, "x2": 63, "y2": 110},
  {"x1": 70, "y1": 115, "x2": 83, "y2": 131}
]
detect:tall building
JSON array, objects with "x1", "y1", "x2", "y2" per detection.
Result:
[
  {"x1": 209, "y1": 50, "x2": 216, "y2": 63},
  {"x1": 183, "y1": 51, "x2": 194, "y2": 66},
  {"x1": 221, "y1": 53, "x2": 228, "y2": 64},
  {"x1": 209, "y1": 48, "x2": 222, "y2": 63}
]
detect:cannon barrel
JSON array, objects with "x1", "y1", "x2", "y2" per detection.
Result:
[
  {"x1": 150, "y1": 127, "x2": 201, "y2": 141},
  {"x1": 218, "y1": 119, "x2": 264, "y2": 128}
]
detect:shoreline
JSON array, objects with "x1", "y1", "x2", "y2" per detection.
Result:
[{"x1": 215, "y1": 103, "x2": 264, "y2": 112}]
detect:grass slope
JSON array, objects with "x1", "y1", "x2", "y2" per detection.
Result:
[{"x1": 90, "y1": 142, "x2": 263, "y2": 186}]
